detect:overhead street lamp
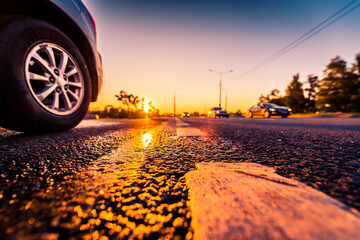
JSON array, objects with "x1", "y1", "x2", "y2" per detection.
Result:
[{"x1": 209, "y1": 69, "x2": 233, "y2": 108}]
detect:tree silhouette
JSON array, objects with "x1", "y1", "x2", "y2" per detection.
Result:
[
  {"x1": 128, "y1": 95, "x2": 140, "y2": 110},
  {"x1": 285, "y1": 73, "x2": 306, "y2": 113},
  {"x1": 258, "y1": 89, "x2": 286, "y2": 106},
  {"x1": 356, "y1": 53, "x2": 360, "y2": 73},
  {"x1": 115, "y1": 91, "x2": 147, "y2": 117},
  {"x1": 104, "y1": 105, "x2": 114, "y2": 113},
  {"x1": 140, "y1": 98, "x2": 145, "y2": 111},
  {"x1": 304, "y1": 75, "x2": 318, "y2": 112},
  {"x1": 115, "y1": 90, "x2": 131, "y2": 117},
  {"x1": 317, "y1": 55, "x2": 360, "y2": 112}
]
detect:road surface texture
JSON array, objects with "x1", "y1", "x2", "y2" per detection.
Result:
[{"x1": 0, "y1": 117, "x2": 359, "y2": 239}]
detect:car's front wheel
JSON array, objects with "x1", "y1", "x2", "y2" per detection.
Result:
[
  {"x1": 263, "y1": 111, "x2": 270, "y2": 118},
  {"x1": 0, "y1": 18, "x2": 91, "y2": 132}
]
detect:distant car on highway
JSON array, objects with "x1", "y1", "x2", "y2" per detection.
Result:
[
  {"x1": 182, "y1": 112, "x2": 190, "y2": 117},
  {"x1": 247, "y1": 103, "x2": 291, "y2": 118},
  {"x1": 0, "y1": 0, "x2": 103, "y2": 133},
  {"x1": 208, "y1": 107, "x2": 230, "y2": 118}
]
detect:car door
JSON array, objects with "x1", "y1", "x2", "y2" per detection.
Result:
[
  {"x1": 253, "y1": 105, "x2": 261, "y2": 116},
  {"x1": 259, "y1": 104, "x2": 266, "y2": 115}
]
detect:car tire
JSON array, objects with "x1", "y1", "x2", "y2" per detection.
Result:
[
  {"x1": 263, "y1": 111, "x2": 270, "y2": 118},
  {"x1": 0, "y1": 18, "x2": 91, "y2": 133},
  {"x1": 282, "y1": 115, "x2": 288, "y2": 118}
]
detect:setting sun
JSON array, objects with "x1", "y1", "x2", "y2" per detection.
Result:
[{"x1": 144, "y1": 102, "x2": 151, "y2": 113}]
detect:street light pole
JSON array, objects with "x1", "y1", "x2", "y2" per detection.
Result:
[
  {"x1": 209, "y1": 69, "x2": 233, "y2": 108},
  {"x1": 225, "y1": 90, "x2": 228, "y2": 111},
  {"x1": 174, "y1": 88, "x2": 180, "y2": 117},
  {"x1": 221, "y1": 88, "x2": 228, "y2": 110}
]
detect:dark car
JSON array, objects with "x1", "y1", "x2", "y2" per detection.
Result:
[
  {"x1": 208, "y1": 107, "x2": 230, "y2": 118},
  {"x1": 247, "y1": 103, "x2": 291, "y2": 118},
  {"x1": 0, "y1": 0, "x2": 103, "y2": 132},
  {"x1": 182, "y1": 112, "x2": 190, "y2": 117}
]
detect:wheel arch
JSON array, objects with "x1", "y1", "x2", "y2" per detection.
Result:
[{"x1": 0, "y1": 0, "x2": 99, "y2": 101}]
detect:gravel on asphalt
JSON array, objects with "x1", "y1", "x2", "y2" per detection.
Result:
[{"x1": 1, "y1": 117, "x2": 359, "y2": 239}]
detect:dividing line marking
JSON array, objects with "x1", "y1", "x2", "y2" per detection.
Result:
[
  {"x1": 175, "y1": 118, "x2": 190, "y2": 127},
  {"x1": 175, "y1": 118, "x2": 205, "y2": 137},
  {"x1": 177, "y1": 128, "x2": 205, "y2": 137},
  {"x1": 77, "y1": 119, "x2": 127, "y2": 128},
  {"x1": 186, "y1": 162, "x2": 360, "y2": 240}
]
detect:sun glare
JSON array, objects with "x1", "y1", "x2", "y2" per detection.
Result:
[
  {"x1": 144, "y1": 102, "x2": 151, "y2": 113},
  {"x1": 142, "y1": 132, "x2": 152, "y2": 148}
]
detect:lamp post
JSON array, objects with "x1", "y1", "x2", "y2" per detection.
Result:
[
  {"x1": 209, "y1": 69, "x2": 233, "y2": 108},
  {"x1": 173, "y1": 88, "x2": 180, "y2": 117},
  {"x1": 223, "y1": 89, "x2": 228, "y2": 111}
]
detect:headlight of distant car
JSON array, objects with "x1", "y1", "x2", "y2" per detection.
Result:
[
  {"x1": 288, "y1": 108, "x2": 292, "y2": 112},
  {"x1": 270, "y1": 108, "x2": 276, "y2": 112},
  {"x1": 216, "y1": 111, "x2": 220, "y2": 114}
]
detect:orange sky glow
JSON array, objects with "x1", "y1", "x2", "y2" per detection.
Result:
[{"x1": 84, "y1": 0, "x2": 360, "y2": 114}]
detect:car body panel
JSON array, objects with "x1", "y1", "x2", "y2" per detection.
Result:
[
  {"x1": 208, "y1": 107, "x2": 230, "y2": 118},
  {"x1": 50, "y1": 0, "x2": 103, "y2": 100},
  {"x1": 182, "y1": 112, "x2": 190, "y2": 117},
  {"x1": 248, "y1": 103, "x2": 291, "y2": 118},
  {"x1": 50, "y1": 0, "x2": 95, "y2": 41}
]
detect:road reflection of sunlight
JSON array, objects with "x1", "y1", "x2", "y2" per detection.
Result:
[
  {"x1": 0, "y1": 123, "x2": 191, "y2": 239},
  {"x1": 141, "y1": 132, "x2": 152, "y2": 148}
]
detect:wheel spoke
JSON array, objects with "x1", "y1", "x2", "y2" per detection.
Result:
[
  {"x1": 58, "y1": 52, "x2": 68, "y2": 74},
  {"x1": 62, "y1": 91, "x2": 72, "y2": 110},
  {"x1": 32, "y1": 52, "x2": 54, "y2": 76},
  {"x1": 66, "y1": 67, "x2": 78, "y2": 77},
  {"x1": 29, "y1": 72, "x2": 49, "y2": 82},
  {"x1": 36, "y1": 84, "x2": 57, "y2": 101},
  {"x1": 50, "y1": 92, "x2": 60, "y2": 110},
  {"x1": 67, "y1": 81, "x2": 82, "y2": 88},
  {"x1": 67, "y1": 90, "x2": 79, "y2": 101},
  {"x1": 44, "y1": 47, "x2": 56, "y2": 68}
]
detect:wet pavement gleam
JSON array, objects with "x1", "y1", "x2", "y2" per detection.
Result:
[
  {"x1": 0, "y1": 119, "x2": 196, "y2": 239},
  {"x1": 0, "y1": 117, "x2": 360, "y2": 239}
]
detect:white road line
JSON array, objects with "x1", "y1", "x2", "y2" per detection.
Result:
[
  {"x1": 175, "y1": 118, "x2": 190, "y2": 126},
  {"x1": 77, "y1": 119, "x2": 127, "y2": 128},
  {"x1": 175, "y1": 118, "x2": 205, "y2": 137},
  {"x1": 177, "y1": 128, "x2": 205, "y2": 137},
  {"x1": 186, "y1": 162, "x2": 360, "y2": 240}
]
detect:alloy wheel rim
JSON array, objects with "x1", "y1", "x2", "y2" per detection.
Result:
[{"x1": 25, "y1": 42, "x2": 84, "y2": 116}]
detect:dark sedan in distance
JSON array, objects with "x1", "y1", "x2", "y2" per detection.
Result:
[
  {"x1": 208, "y1": 107, "x2": 230, "y2": 118},
  {"x1": 247, "y1": 103, "x2": 291, "y2": 118},
  {"x1": 182, "y1": 112, "x2": 190, "y2": 117}
]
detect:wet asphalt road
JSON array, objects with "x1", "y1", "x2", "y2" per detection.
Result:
[{"x1": 0, "y1": 117, "x2": 359, "y2": 239}]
